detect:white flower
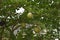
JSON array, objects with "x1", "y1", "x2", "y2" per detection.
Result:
[
  {"x1": 16, "y1": 7, "x2": 25, "y2": 14},
  {"x1": 33, "y1": 31, "x2": 35, "y2": 34},
  {"x1": 7, "y1": 16, "x2": 11, "y2": 19},
  {"x1": 37, "y1": 2, "x2": 40, "y2": 4},
  {"x1": 0, "y1": 15, "x2": 5, "y2": 18},
  {"x1": 52, "y1": 1, "x2": 54, "y2": 4},
  {"x1": 53, "y1": 29, "x2": 57, "y2": 32},
  {"x1": 41, "y1": 17, "x2": 44, "y2": 19},
  {"x1": 40, "y1": 29, "x2": 47, "y2": 35},
  {"x1": 43, "y1": 29, "x2": 47, "y2": 33},
  {"x1": 59, "y1": 22, "x2": 60, "y2": 24},
  {"x1": 32, "y1": 0, "x2": 34, "y2": 1},
  {"x1": 33, "y1": 34, "x2": 37, "y2": 37},
  {"x1": 55, "y1": 38, "x2": 59, "y2": 40},
  {"x1": 13, "y1": 27, "x2": 20, "y2": 36}
]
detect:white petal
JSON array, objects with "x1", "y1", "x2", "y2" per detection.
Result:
[
  {"x1": 55, "y1": 38, "x2": 59, "y2": 40},
  {"x1": 16, "y1": 7, "x2": 25, "y2": 14}
]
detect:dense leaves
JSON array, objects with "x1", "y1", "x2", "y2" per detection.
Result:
[{"x1": 0, "y1": 0, "x2": 60, "y2": 40}]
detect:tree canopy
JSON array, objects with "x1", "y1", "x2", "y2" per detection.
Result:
[{"x1": 0, "y1": 0, "x2": 60, "y2": 40}]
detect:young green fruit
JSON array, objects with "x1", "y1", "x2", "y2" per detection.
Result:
[
  {"x1": 34, "y1": 27, "x2": 40, "y2": 33},
  {"x1": 27, "y1": 12, "x2": 33, "y2": 18},
  {"x1": 21, "y1": 23, "x2": 26, "y2": 28}
]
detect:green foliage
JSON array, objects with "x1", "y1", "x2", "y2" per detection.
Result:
[{"x1": 0, "y1": 0, "x2": 60, "y2": 40}]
